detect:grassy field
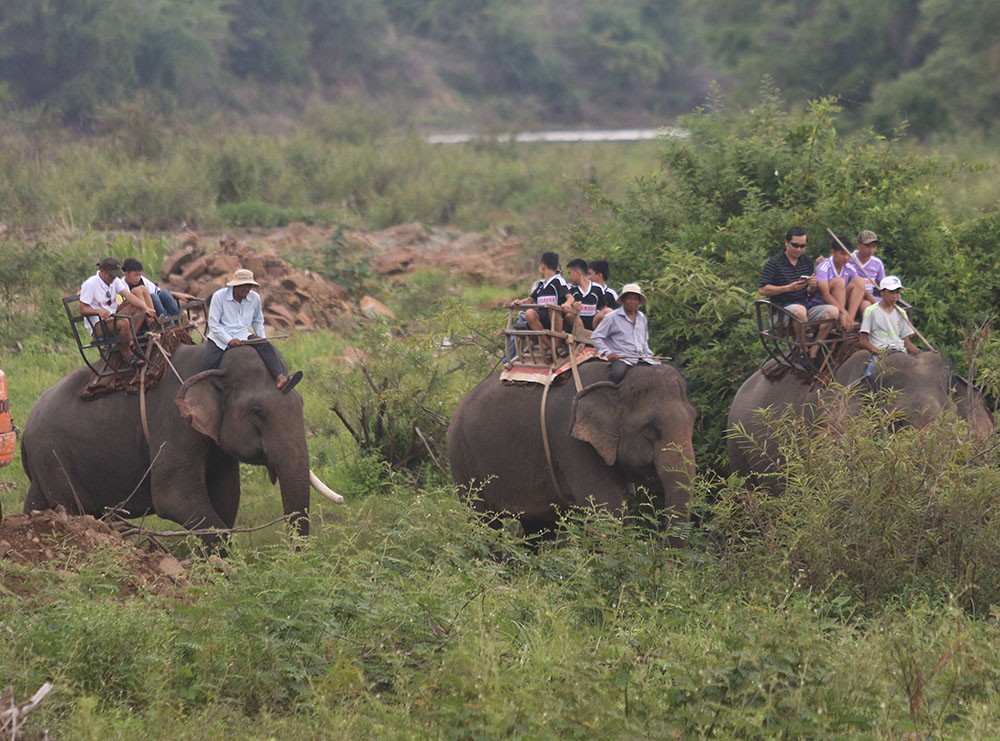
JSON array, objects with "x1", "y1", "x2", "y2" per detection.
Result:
[
  {"x1": 3, "y1": 288, "x2": 1000, "y2": 738},
  {"x1": 1, "y1": 112, "x2": 999, "y2": 736}
]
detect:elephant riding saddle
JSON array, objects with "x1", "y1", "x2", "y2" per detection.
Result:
[{"x1": 79, "y1": 326, "x2": 195, "y2": 400}]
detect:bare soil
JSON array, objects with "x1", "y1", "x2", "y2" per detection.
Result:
[{"x1": 0, "y1": 507, "x2": 186, "y2": 598}]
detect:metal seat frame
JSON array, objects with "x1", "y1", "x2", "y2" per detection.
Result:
[
  {"x1": 754, "y1": 299, "x2": 848, "y2": 375},
  {"x1": 64, "y1": 294, "x2": 207, "y2": 379}
]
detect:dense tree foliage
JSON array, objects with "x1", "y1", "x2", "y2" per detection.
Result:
[
  {"x1": 0, "y1": 0, "x2": 995, "y2": 135},
  {"x1": 571, "y1": 85, "x2": 999, "y2": 469}
]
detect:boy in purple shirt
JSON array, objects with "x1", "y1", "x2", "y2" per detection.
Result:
[
  {"x1": 852, "y1": 230, "x2": 885, "y2": 300},
  {"x1": 816, "y1": 235, "x2": 870, "y2": 329}
]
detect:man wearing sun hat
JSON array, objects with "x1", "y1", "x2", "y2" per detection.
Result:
[
  {"x1": 204, "y1": 268, "x2": 302, "y2": 392},
  {"x1": 590, "y1": 283, "x2": 660, "y2": 383},
  {"x1": 858, "y1": 275, "x2": 922, "y2": 375}
]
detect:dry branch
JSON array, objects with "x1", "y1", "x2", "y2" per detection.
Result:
[{"x1": 1, "y1": 681, "x2": 53, "y2": 740}]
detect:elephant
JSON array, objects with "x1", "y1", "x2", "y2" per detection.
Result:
[
  {"x1": 20, "y1": 343, "x2": 343, "y2": 545},
  {"x1": 727, "y1": 349, "x2": 994, "y2": 478},
  {"x1": 447, "y1": 361, "x2": 696, "y2": 538}
]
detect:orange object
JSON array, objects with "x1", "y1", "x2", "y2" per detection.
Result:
[{"x1": 0, "y1": 369, "x2": 14, "y2": 467}]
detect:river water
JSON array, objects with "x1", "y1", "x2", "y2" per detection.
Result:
[{"x1": 425, "y1": 127, "x2": 687, "y2": 144}]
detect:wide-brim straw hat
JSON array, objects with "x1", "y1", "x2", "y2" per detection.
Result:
[
  {"x1": 227, "y1": 268, "x2": 260, "y2": 287},
  {"x1": 618, "y1": 283, "x2": 647, "y2": 305}
]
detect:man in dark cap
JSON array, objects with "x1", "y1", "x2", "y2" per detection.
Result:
[{"x1": 79, "y1": 257, "x2": 156, "y2": 368}]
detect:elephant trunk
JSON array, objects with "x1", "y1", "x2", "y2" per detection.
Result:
[
  {"x1": 273, "y1": 444, "x2": 312, "y2": 537},
  {"x1": 655, "y1": 441, "x2": 695, "y2": 539},
  {"x1": 279, "y1": 468, "x2": 311, "y2": 537}
]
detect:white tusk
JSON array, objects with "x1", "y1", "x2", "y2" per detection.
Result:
[{"x1": 310, "y1": 469, "x2": 345, "y2": 504}]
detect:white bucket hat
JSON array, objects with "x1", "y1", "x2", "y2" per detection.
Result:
[
  {"x1": 618, "y1": 283, "x2": 647, "y2": 305},
  {"x1": 227, "y1": 268, "x2": 260, "y2": 287}
]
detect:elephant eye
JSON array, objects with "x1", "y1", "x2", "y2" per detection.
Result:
[
  {"x1": 249, "y1": 407, "x2": 267, "y2": 423},
  {"x1": 641, "y1": 424, "x2": 657, "y2": 440}
]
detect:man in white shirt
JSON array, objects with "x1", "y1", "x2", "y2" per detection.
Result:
[
  {"x1": 79, "y1": 257, "x2": 156, "y2": 368},
  {"x1": 204, "y1": 269, "x2": 302, "y2": 392},
  {"x1": 591, "y1": 283, "x2": 660, "y2": 383}
]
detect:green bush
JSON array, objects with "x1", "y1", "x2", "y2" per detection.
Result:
[
  {"x1": 712, "y1": 388, "x2": 1000, "y2": 610},
  {"x1": 324, "y1": 302, "x2": 499, "y2": 480},
  {"x1": 573, "y1": 85, "x2": 998, "y2": 471}
]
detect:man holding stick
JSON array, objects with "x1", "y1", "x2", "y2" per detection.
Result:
[
  {"x1": 591, "y1": 283, "x2": 660, "y2": 384},
  {"x1": 857, "y1": 276, "x2": 924, "y2": 375},
  {"x1": 204, "y1": 269, "x2": 302, "y2": 392}
]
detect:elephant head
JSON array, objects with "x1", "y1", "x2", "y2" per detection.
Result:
[
  {"x1": 175, "y1": 349, "x2": 342, "y2": 536},
  {"x1": 833, "y1": 350, "x2": 993, "y2": 436},
  {"x1": 569, "y1": 364, "x2": 696, "y2": 523}
]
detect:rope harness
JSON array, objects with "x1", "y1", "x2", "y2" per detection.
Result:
[{"x1": 538, "y1": 343, "x2": 586, "y2": 501}]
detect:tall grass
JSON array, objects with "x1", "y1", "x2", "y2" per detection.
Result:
[{"x1": 0, "y1": 110, "x2": 661, "y2": 238}]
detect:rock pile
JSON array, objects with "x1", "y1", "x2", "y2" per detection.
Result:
[
  {"x1": 346, "y1": 222, "x2": 525, "y2": 281},
  {"x1": 154, "y1": 222, "x2": 527, "y2": 332},
  {"x1": 158, "y1": 232, "x2": 355, "y2": 332}
]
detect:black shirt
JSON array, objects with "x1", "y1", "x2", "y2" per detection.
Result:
[
  {"x1": 569, "y1": 281, "x2": 607, "y2": 330},
  {"x1": 531, "y1": 275, "x2": 569, "y2": 305},
  {"x1": 599, "y1": 284, "x2": 619, "y2": 309},
  {"x1": 759, "y1": 252, "x2": 815, "y2": 307}
]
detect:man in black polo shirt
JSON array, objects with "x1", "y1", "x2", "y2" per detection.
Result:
[
  {"x1": 564, "y1": 258, "x2": 607, "y2": 332},
  {"x1": 588, "y1": 260, "x2": 619, "y2": 308},
  {"x1": 759, "y1": 226, "x2": 838, "y2": 366},
  {"x1": 511, "y1": 251, "x2": 572, "y2": 357}
]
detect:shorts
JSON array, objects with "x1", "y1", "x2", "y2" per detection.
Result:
[
  {"x1": 774, "y1": 303, "x2": 833, "y2": 327},
  {"x1": 92, "y1": 315, "x2": 132, "y2": 340}
]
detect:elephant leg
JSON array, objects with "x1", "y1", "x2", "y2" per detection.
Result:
[
  {"x1": 23, "y1": 482, "x2": 50, "y2": 514},
  {"x1": 151, "y1": 453, "x2": 231, "y2": 544},
  {"x1": 206, "y1": 451, "x2": 241, "y2": 529}
]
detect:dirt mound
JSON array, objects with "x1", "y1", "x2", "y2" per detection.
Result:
[
  {"x1": 0, "y1": 508, "x2": 186, "y2": 597},
  {"x1": 347, "y1": 222, "x2": 525, "y2": 281},
  {"x1": 159, "y1": 228, "x2": 355, "y2": 333},
  {"x1": 155, "y1": 222, "x2": 526, "y2": 332}
]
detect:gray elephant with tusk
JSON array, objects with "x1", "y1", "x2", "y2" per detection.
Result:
[
  {"x1": 20, "y1": 344, "x2": 342, "y2": 546},
  {"x1": 448, "y1": 362, "x2": 696, "y2": 539}
]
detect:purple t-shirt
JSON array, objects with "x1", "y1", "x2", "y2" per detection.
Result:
[
  {"x1": 851, "y1": 253, "x2": 885, "y2": 295},
  {"x1": 815, "y1": 258, "x2": 858, "y2": 285}
]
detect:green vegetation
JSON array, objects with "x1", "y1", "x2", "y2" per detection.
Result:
[
  {"x1": 571, "y1": 85, "x2": 999, "y2": 470},
  {"x1": 0, "y1": 111, "x2": 656, "y2": 233},
  {"x1": 1, "y1": 0, "x2": 997, "y2": 138},
  {"x1": 0, "y1": 87, "x2": 999, "y2": 738}
]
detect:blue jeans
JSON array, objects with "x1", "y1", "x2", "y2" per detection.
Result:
[{"x1": 151, "y1": 289, "x2": 180, "y2": 317}]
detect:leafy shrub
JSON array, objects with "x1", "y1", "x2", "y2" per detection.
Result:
[
  {"x1": 574, "y1": 85, "x2": 998, "y2": 471},
  {"x1": 324, "y1": 302, "x2": 499, "y2": 479},
  {"x1": 712, "y1": 387, "x2": 1000, "y2": 610}
]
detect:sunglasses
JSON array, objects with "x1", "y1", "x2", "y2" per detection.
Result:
[{"x1": 788, "y1": 241, "x2": 807, "y2": 248}]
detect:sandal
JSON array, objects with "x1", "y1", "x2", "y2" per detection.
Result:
[
  {"x1": 126, "y1": 353, "x2": 146, "y2": 368},
  {"x1": 280, "y1": 370, "x2": 304, "y2": 394},
  {"x1": 555, "y1": 344, "x2": 569, "y2": 359}
]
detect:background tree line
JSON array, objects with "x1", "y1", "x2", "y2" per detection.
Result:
[{"x1": 0, "y1": 0, "x2": 996, "y2": 138}]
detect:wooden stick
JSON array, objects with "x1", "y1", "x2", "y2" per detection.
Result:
[{"x1": 115, "y1": 515, "x2": 290, "y2": 539}]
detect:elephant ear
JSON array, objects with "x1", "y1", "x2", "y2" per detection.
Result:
[
  {"x1": 176, "y1": 369, "x2": 226, "y2": 443},
  {"x1": 570, "y1": 381, "x2": 620, "y2": 465}
]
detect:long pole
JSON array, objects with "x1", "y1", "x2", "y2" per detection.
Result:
[{"x1": 826, "y1": 227, "x2": 936, "y2": 351}]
